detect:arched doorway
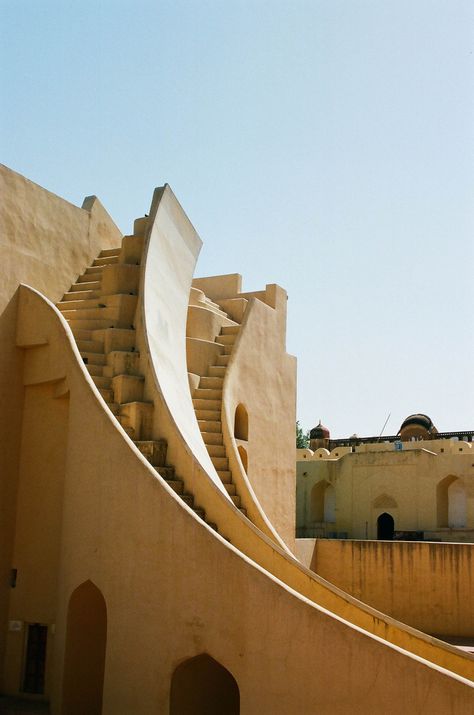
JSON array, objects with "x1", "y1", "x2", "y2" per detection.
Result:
[
  {"x1": 61, "y1": 580, "x2": 107, "y2": 715},
  {"x1": 377, "y1": 512, "x2": 394, "y2": 540},
  {"x1": 234, "y1": 404, "x2": 248, "y2": 441},
  {"x1": 170, "y1": 653, "x2": 239, "y2": 714}
]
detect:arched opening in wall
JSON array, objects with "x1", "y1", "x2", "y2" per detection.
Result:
[
  {"x1": 437, "y1": 475, "x2": 461, "y2": 527},
  {"x1": 448, "y1": 479, "x2": 467, "y2": 528},
  {"x1": 377, "y1": 512, "x2": 394, "y2": 540},
  {"x1": 237, "y1": 445, "x2": 248, "y2": 473},
  {"x1": 323, "y1": 484, "x2": 336, "y2": 523},
  {"x1": 61, "y1": 580, "x2": 107, "y2": 715},
  {"x1": 170, "y1": 653, "x2": 239, "y2": 715},
  {"x1": 310, "y1": 481, "x2": 328, "y2": 523},
  {"x1": 234, "y1": 404, "x2": 248, "y2": 441}
]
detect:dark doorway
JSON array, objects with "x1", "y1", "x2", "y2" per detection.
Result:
[
  {"x1": 61, "y1": 581, "x2": 107, "y2": 715},
  {"x1": 377, "y1": 512, "x2": 394, "y2": 540},
  {"x1": 170, "y1": 654, "x2": 239, "y2": 715},
  {"x1": 22, "y1": 624, "x2": 47, "y2": 694}
]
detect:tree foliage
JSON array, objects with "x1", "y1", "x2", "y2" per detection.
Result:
[{"x1": 296, "y1": 421, "x2": 309, "y2": 448}]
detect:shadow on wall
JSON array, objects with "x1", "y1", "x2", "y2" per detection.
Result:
[{"x1": 170, "y1": 653, "x2": 239, "y2": 714}]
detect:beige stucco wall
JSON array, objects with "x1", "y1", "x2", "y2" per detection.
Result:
[
  {"x1": 297, "y1": 538, "x2": 474, "y2": 639},
  {"x1": 0, "y1": 165, "x2": 121, "y2": 689},
  {"x1": 223, "y1": 286, "x2": 297, "y2": 549},
  {"x1": 297, "y1": 443, "x2": 474, "y2": 540},
  {"x1": 13, "y1": 287, "x2": 474, "y2": 712}
]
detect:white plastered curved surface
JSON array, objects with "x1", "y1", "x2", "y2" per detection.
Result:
[{"x1": 141, "y1": 185, "x2": 230, "y2": 497}]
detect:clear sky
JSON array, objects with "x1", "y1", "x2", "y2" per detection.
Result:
[{"x1": 1, "y1": 1, "x2": 473, "y2": 438}]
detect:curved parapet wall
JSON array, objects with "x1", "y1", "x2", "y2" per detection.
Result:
[{"x1": 13, "y1": 285, "x2": 474, "y2": 712}]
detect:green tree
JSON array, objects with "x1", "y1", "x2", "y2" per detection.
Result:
[{"x1": 296, "y1": 421, "x2": 309, "y2": 448}]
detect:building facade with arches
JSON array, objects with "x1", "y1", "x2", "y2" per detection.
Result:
[{"x1": 296, "y1": 416, "x2": 474, "y2": 542}]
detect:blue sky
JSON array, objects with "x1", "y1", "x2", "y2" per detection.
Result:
[{"x1": 1, "y1": 0, "x2": 473, "y2": 437}]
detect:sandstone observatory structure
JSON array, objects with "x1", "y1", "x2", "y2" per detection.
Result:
[{"x1": 1, "y1": 165, "x2": 473, "y2": 712}]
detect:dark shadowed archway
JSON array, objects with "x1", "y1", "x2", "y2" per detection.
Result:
[
  {"x1": 377, "y1": 512, "x2": 394, "y2": 540},
  {"x1": 170, "y1": 653, "x2": 239, "y2": 714},
  {"x1": 61, "y1": 580, "x2": 107, "y2": 715}
]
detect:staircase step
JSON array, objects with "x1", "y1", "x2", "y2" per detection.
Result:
[
  {"x1": 200, "y1": 376, "x2": 223, "y2": 389},
  {"x1": 230, "y1": 495, "x2": 241, "y2": 508},
  {"x1": 103, "y1": 351, "x2": 141, "y2": 378},
  {"x1": 220, "y1": 325, "x2": 240, "y2": 335},
  {"x1": 71, "y1": 328, "x2": 94, "y2": 340},
  {"x1": 218, "y1": 333, "x2": 236, "y2": 346},
  {"x1": 217, "y1": 470, "x2": 232, "y2": 484},
  {"x1": 106, "y1": 401, "x2": 120, "y2": 415},
  {"x1": 218, "y1": 297, "x2": 248, "y2": 323},
  {"x1": 80, "y1": 352, "x2": 106, "y2": 366},
  {"x1": 93, "y1": 255, "x2": 119, "y2": 267},
  {"x1": 206, "y1": 444, "x2": 226, "y2": 458},
  {"x1": 85, "y1": 265, "x2": 104, "y2": 275},
  {"x1": 223, "y1": 345, "x2": 233, "y2": 355},
  {"x1": 134, "y1": 440, "x2": 167, "y2": 467},
  {"x1": 193, "y1": 508, "x2": 205, "y2": 519},
  {"x1": 119, "y1": 401, "x2": 153, "y2": 441},
  {"x1": 208, "y1": 366, "x2": 226, "y2": 378},
  {"x1": 86, "y1": 364, "x2": 104, "y2": 377},
  {"x1": 71, "y1": 280, "x2": 101, "y2": 291},
  {"x1": 239, "y1": 507, "x2": 248, "y2": 517},
  {"x1": 67, "y1": 318, "x2": 117, "y2": 330},
  {"x1": 216, "y1": 354, "x2": 230, "y2": 367},
  {"x1": 196, "y1": 410, "x2": 221, "y2": 421},
  {"x1": 204, "y1": 297, "x2": 221, "y2": 311},
  {"x1": 211, "y1": 456, "x2": 229, "y2": 470},
  {"x1": 62, "y1": 290, "x2": 100, "y2": 302},
  {"x1": 77, "y1": 274, "x2": 102, "y2": 284},
  {"x1": 166, "y1": 479, "x2": 184, "y2": 494},
  {"x1": 198, "y1": 420, "x2": 221, "y2": 433},
  {"x1": 157, "y1": 466, "x2": 176, "y2": 480},
  {"x1": 112, "y1": 374, "x2": 144, "y2": 404},
  {"x1": 99, "y1": 388, "x2": 114, "y2": 402},
  {"x1": 57, "y1": 298, "x2": 102, "y2": 312},
  {"x1": 92, "y1": 375, "x2": 112, "y2": 389},
  {"x1": 120, "y1": 234, "x2": 144, "y2": 264},
  {"x1": 193, "y1": 388, "x2": 222, "y2": 400},
  {"x1": 201, "y1": 432, "x2": 223, "y2": 446},
  {"x1": 94, "y1": 328, "x2": 136, "y2": 353},
  {"x1": 181, "y1": 494, "x2": 194, "y2": 507},
  {"x1": 193, "y1": 398, "x2": 221, "y2": 411},
  {"x1": 100, "y1": 247, "x2": 122, "y2": 258},
  {"x1": 224, "y1": 482, "x2": 236, "y2": 496},
  {"x1": 76, "y1": 339, "x2": 104, "y2": 354}
]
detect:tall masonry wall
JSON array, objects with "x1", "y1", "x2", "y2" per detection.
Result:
[{"x1": 0, "y1": 165, "x2": 121, "y2": 691}]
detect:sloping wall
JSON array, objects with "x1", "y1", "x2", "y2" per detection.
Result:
[{"x1": 0, "y1": 164, "x2": 121, "y2": 690}]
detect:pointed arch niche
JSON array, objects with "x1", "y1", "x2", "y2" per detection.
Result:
[
  {"x1": 61, "y1": 580, "x2": 107, "y2": 715},
  {"x1": 437, "y1": 476, "x2": 467, "y2": 528},
  {"x1": 170, "y1": 653, "x2": 240, "y2": 714},
  {"x1": 310, "y1": 481, "x2": 336, "y2": 523}
]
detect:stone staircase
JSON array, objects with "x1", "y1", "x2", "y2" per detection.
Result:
[
  {"x1": 191, "y1": 319, "x2": 249, "y2": 518},
  {"x1": 57, "y1": 221, "x2": 216, "y2": 530}
]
